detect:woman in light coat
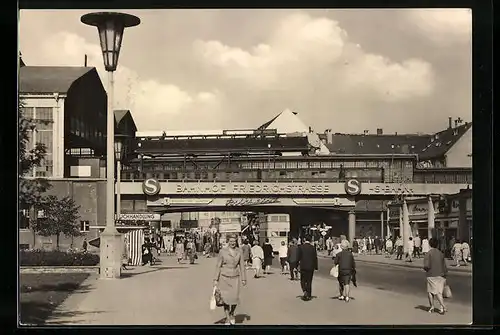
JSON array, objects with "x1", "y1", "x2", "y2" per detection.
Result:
[
  {"x1": 214, "y1": 234, "x2": 247, "y2": 325},
  {"x1": 421, "y1": 237, "x2": 430, "y2": 255},
  {"x1": 461, "y1": 240, "x2": 471, "y2": 264}
]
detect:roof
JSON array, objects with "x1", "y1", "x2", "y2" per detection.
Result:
[
  {"x1": 322, "y1": 122, "x2": 471, "y2": 159},
  {"x1": 324, "y1": 133, "x2": 431, "y2": 155},
  {"x1": 114, "y1": 110, "x2": 138, "y2": 134},
  {"x1": 19, "y1": 66, "x2": 95, "y2": 94},
  {"x1": 418, "y1": 122, "x2": 472, "y2": 160}
]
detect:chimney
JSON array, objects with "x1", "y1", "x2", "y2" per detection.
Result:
[
  {"x1": 376, "y1": 128, "x2": 383, "y2": 135},
  {"x1": 395, "y1": 132, "x2": 398, "y2": 135},
  {"x1": 84, "y1": 54, "x2": 88, "y2": 67},
  {"x1": 448, "y1": 117, "x2": 452, "y2": 129},
  {"x1": 325, "y1": 129, "x2": 333, "y2": 144}
]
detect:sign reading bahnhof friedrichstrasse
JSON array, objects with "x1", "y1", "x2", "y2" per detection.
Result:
[{"x1": 119, "y1": 180, "x2": 471, "y2": 197}]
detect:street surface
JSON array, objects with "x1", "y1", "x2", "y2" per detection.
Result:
[
  {"x1": 312, "y1": 257, "x2": 472, "y2": 305},
  {"x1": 46, "y1": 253, "x2": 472, "y2": 325}
]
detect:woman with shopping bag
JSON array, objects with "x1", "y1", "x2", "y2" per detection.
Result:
[
  {"x1": 333, "y1": 240, "x2": 356, "y2": 302},
  {"x1": 423, "y1": 238, "x2": 448, "y2": 314},
  {"x1": 213, "y1": 234, "x2": 247, "y2": 325}
]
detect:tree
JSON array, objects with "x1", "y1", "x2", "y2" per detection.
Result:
[
  {"x1": 33, "y1": 196, "x2": 81, "y2": 249},
  {"x1": 19, "y1": 99, "x2": 52, "y2": 246},
  {"x1": 19, "y1": 99, "x2": 52, "y2": 208}
]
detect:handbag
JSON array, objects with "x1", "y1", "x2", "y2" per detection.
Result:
[
  {"x1": 330, "y1": 265, "x2": 339, "y2": 278},
  {"x1": 443, "y1": 283, "x2": 452, "y2": 298},
  {"x1": 210, "y1": 287, "x2": 217, "y2": 310},
  {"x1": 213, "y1": 286, "x2": 225, "y2": 307}
]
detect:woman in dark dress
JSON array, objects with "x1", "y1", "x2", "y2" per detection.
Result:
[
  {"x1": 262, "y1": 238, "x2": 274, "y2": 274},
  {"x1": 352, "y1": 238, "x2": 359, "y2": 254}
]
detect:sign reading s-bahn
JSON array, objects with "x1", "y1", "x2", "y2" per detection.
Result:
[
  {"x1": 344, "y1": 179, "x2": 362, "y2": 196},
  {"x1": 142, "y1": 178, "x2": 161, "y2": 196}
]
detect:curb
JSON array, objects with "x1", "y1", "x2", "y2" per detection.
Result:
[
  {"x1": 20, "y1": 266, "x2": 99, "y2": 274},
  {"x1": 318, "y1": 255, "x2": 472, "y2": 274}
]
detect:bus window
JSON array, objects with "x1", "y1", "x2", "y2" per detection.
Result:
[{"x1": 279, "y1": 231, "x2": 287, "y2": 237}]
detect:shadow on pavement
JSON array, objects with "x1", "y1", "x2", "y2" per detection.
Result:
[
  {"x1": 296, "y1": 295, "x2": 318, "y2": 300},
  {"x1": 43, "y1": 310, "x2": 106, "y2": 325},
  {"x1": 20, "y1": 283, "x2": 92, "y2": 294},
  {"x1": 414, "y1": 305, "x2": 432, "y2": 312},
  {"x1": 121, "y1": 266, "x2": 188, "y2": 278},
  {"x1": 19, "y1": 300, "x2": 103, "y2": 325},
  {"x1": 214, "y1": 314, "x2": 251, "y2": 324},
  {"x1": 330, "y1": 296, "x2": 356, "y2": 300}
]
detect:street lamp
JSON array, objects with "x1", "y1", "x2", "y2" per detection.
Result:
[
  {"x1": 114, "y1": 133, "x2": 129, "y2": 224},
  {"x1": 81, "y1": 12, "x2": 140, "y2": 279}
]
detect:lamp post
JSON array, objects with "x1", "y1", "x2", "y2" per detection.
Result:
[
  {"x1": 81, "y1": 12, "x2": 140, "y2": 279},
  {"x1": 114, "y1": 134, "x2": 128, "y2": 223}
]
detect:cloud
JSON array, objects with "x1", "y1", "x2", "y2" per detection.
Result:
[
  {"x1": 193, "y1": 13, "x2": 435, "y2": 102},
  {"x1": 405, "y1": 9, "x2": 472, "y2": 45},
  {"x1": 32, "y1": 31, "x2": 222, "y2": 131}
]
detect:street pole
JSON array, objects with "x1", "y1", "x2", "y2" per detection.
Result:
[
  {"x1": 117, "y1": 159, "x2": 121, "y2": 220},
  {"x1": 106, "y1": 70, "x2": 115, "y2": 231}
]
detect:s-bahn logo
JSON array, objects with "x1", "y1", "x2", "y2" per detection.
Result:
[
  {"x1": 142, "y1": 178, "x2": 161, "y2": 196},
  {"x1": 344, "y1": 179, "x2": 362, "y2": 196}
]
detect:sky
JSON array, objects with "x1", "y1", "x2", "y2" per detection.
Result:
[{"x1": 19, "y1": 9, "x2": 472, "y2": 134}]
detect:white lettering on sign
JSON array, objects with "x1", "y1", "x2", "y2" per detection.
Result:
[
  {"x1": 142, "y1": 178, "x2": 161, "y2": 196},
  {"x1": 367, "y1": 184, "x2": 414, "y2": 195},
  {"x1": 409, "y1": 204, "x2": 427, "y2": 215},
  {"x1": 174, "y1": 183, "x2": 330, "y2": 195},
  {"x1": 119, "y1": 213, "x2": 161, "y2": 221},
  {"x1": 226, "y1": 198, "x2": 279, "y2": 206},
  {"x1": 344, "y1": 179, "x2": 362, "y2": 196}
]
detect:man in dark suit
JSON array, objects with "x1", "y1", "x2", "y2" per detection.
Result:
[{"x1": 297, "y1": 235, "x2": 319, "y2": 301}]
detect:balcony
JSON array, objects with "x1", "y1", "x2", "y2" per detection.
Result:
[{"x1": 413, "y1": 168, "x2": 472, "y2": 184}]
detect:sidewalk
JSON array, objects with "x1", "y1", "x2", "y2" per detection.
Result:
[
  {"x1": 46, "y1": 253, "x2": 471, "y2": 325},
  {"x1": 318, "y1": 251, "x2": 472, "y2": 274}
]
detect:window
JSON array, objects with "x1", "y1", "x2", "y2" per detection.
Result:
[
  {"x1": 35, "y1": 107, "x2": 53, "y2": 130},
  {"x1": 21, "y1": 107, "x2": 34, "y2": 119},
  {"x1": 279, "y1": 231, "x2": 287, "y2": 237},
  {"x1": 19, "y1": 209, "x2": 30, "y2": 229},
  {"x1": 80, "y1": 220, "x2": 90, "y2": 232},
  {"x1": 20, "y1": 244, "x2": 30, "y2": 250},
  {"x1": 32, "y1": 107, "x2": 54, "y2": 177}
]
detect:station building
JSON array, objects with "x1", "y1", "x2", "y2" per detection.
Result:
[{"x1": 18, "y1": 60, "x2": 473, "y2": 250}]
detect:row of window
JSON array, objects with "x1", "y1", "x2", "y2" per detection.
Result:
[
  {"x1": 69, "y1": 116, "x2": 105, "y2": 146},
  {"x1": 122, "y1": 169, "x2": 385, "y2": 182},
  {"x1": 21, "y1": 107, "x2": 54, "y2": 177},
  {"x1": 137, "y1": 159, "x2": 411, "y2": 171}
]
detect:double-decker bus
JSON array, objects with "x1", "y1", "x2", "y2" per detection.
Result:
[{"x1": 259, "y1": 214, "x2": 291, "y2": 254}]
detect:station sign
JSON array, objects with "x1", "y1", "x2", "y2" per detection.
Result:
[
  {"x1": 120, "y1": 181, "x2": 471, "y2": 197},
  {"x1": 142, "y1": 178, "x2": 161, "y2": 196}
]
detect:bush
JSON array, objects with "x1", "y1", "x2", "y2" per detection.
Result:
[{"x1": 20, "y1": 249, "x2": 100, "y2": 266}]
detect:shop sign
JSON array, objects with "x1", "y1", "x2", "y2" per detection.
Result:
[
  {"x1": 219, "y1": 223, "x2": 241, "y2": 233},
  {"x1": 119, "y1": 213, "x2": 161, "y2": 221},
  {"x1": 409, "y1": 203, "x2": 428, "y2": 216},
  {"x1": 226, "y1": 198, "x2": 279, "y2": 206}
]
